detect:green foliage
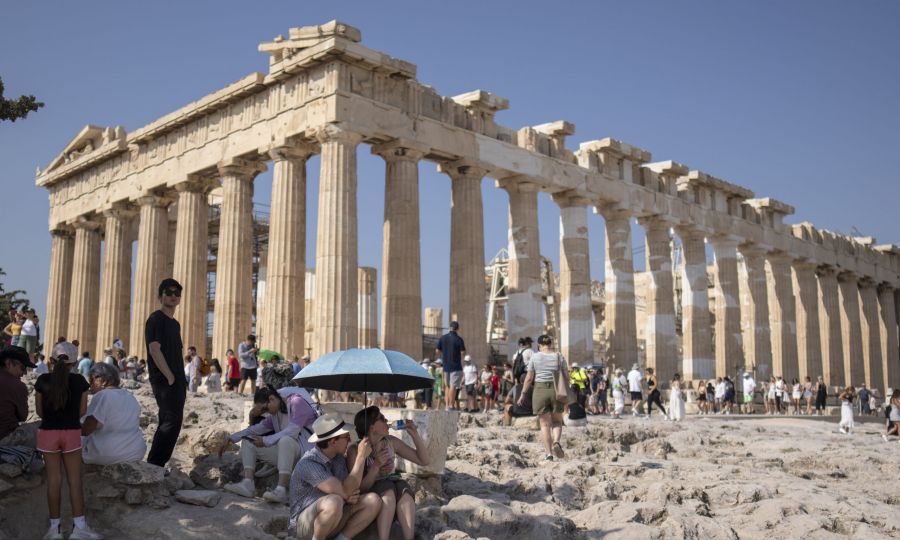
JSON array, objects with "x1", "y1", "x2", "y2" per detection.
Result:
[
  {"x1": 0, "y1": 77, "x2": 44, "y2": 122},
  {"x1": 0, "y1": 268, "x2": 32, "y2": 331}
]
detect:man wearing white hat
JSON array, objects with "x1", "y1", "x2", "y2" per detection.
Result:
[
  {"x1": 462, "y1": 355, "x2": 479, "y2": 412},
  {"x1": 289, "y1": 414, "x2": 381, "y2": 540},
  {"x1": 627, "y1": 364, "x2": 644, "y2": 417}
]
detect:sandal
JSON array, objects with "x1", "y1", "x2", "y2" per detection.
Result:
[{"x1": 552, "y1": 442, "x2": 565, "y2": 459}]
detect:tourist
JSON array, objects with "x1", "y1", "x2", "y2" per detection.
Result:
[
  {"x1": 291, "y1": 356, "x2": 302, "y2": 376},
  {"x1": 882, "y1": 389, "x2": 900, "y2": 443},
  {"x1": 435, "y1": 321, "x2": 466, "y2": 411},
  {"x1": 645, "y1": 367, "x2": 666, "y2": 418},
  {"x1": 668, "y1": 373, "x2": 685, "y2": 422},
  {"x1": 223, "y1": 387, "x2": 310, "y2": 504},
  {"x1": 611, "y1": 369, "x2": 626, "y2": 419},
  {"x1": 34, "y1": 353, "x2": 50, "y2": 375},
  {"x1": 112, "y1": 337, "x2": 124, "y2": 352},
  {"x1": 790, "y1": 378, "x2": 802, "y2": 415},
  {"x1": 462, "y1": 355, "x2": 478, "y2": 412},
  {"x1": 814, "y1": 376, "x2": 828, "y2": 415},
  {"x1": 206, "y1": 359, "x2": 223, "y2": 393},
  {"x1": 145, "y1": 278, "x2": 186, "y2": 468},
  {"x1": 765, "y1": 377, "x2": 775, "y2": 414},
  {"x1": 238, "y1": 334, "x2": 259, "y2": 396},
  {"x1": 288, "y1": 414, "x2": 381, "y2": 539},
  {"x1": 517, "y1": 334, "x2": 567, "y2": 461},
  {"x1": 627, "y1": 364, "x2": 644, "y2": 416},
  {"x1": 432, "y1": 359, "x2": 443, "y2": 410},
  {"x1": 421, "y1": 361, "x2": 434, "y2": 409},
  {"x1": 185, "y1": 346, "x2": 201, "y2": 393},
  {"x1": 490, "y1": 366, "x2": 501, "y2": 412},
  {"x1": 101, "y1": 348, "x2": 115, "y2": 368},
  {"x1": 858, "y1": 383, "x2": 871, "y2": 416},
  {"x1": 705, "y1": 380, "x2": 716, "y2": 413},
  {"x1": 503, "y1": 383, "x2": 534, "y2": 426},
  {"x1": 695, "y1": 380, "x2": 707, "y2": 414},
  {"x1": 802, "y1": 376, "x2": 814, "y2": 415},
  {"x1": 741, "y1": 372, "x2": 756, "y2": 414},
  {"x1": 81, "y1": 362, "x2": 146, "y2": 465},
  {"x1": 565, "y1": 385, "x2": 588, "y2": 427},
  {"x1": 479, "y1": 365, "x2": 492, "y2": 412},
  {"x1": 19, "y1": 309, "x2": 38, "y2": 361},
  {"x1": 115, "y1": 349, "x2": 127, "y2": 374},
  {"x1": 722, "y1": 376, "x2": 735, "y2": 415},
  {"x1": 569, "y1": 363, "x2": 588, "y2": 396},
  {"x1": 591, "y1": 367, "x2": 608, "y2": 415},
  {"x1": 349, "y1": 406, "x2": 429, "y2": 540},
  {"x1": 838, "y1": 386, "x2": 855, "y2": 434},
  {"x1": 511, "y1": 337, "x2": 533, "y2": 402},
  {"x1": 2, "y1": 312, "x2": 22, "y2": 347},
  {"x1": 35, "y1": 341, "x2": 101, "y2": 540},
  {"x1": 714, "y1": 377, "x2": 725, "y2": 414},
  {"x1": 134, "y1": 359, "x2": 146, "y2": 382},
  {"x1": 76, "y1": 351, "x2": 93, "y2": 381},
  {"x1": 500, "y1": 362, "x2": 514, "y2": 404},
  {"x1": 225, "y1": 349, "x2": 240, "y2": 391},
  {"x1": 774, "y1": 376, "x2": 786, "y2": 414},
  {"x1": 0, "y1": 346, "x2": 35, "y2": 445}
]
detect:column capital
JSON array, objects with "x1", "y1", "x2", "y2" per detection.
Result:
[
  {"x1": 50, "y1": 224, "x2": 74, "y2": 237},
  {"x1": 837, "y1": 270, "x2": 858, "y2": 283},
  {"x1": 314, "y1": 123, "x2": 364, "y2": 146},
  {"x1": 674, "y1": 224, "x2": 707, "y2": 241},
  {"x1": 765, "y1": 251, "x2": 794, "y2": 265},
  {"x1": 790, "y1": 258, "x2": 818, "y2": 272},
  {"x1": 268, "y1": 140, "x2": 319, "y2": 163},
  {"x1": 135, "y1": 194, "x2": 173, "y2": 208},
  {"x1": 217, "y1": 157, "x2": 267, "y2": 179},
  {"x1": 175, "y1": 174, "x2": 220, "y2": 194},
  {"x1": 877, "y1": 282, "x2": 896, "y2": 295},
  {"x1": 816, "y1": 264, "x2": 838, "y2": 278},
  {"x1": 738, "y1": 243, "x2": 769, "y2": 259},
  {"x1": 635, "y1": 214, "x2": 676, "y2": 230},
  {"x1": 102, "y1": 205, "x2": 138, "y2": 221},
  {"x1": 71, "y1": 215, "x2": 102, "y2": 231},
  {"x1": 438, "y1": 160, "x2": 489, "y2": 181},
  {"x1": 858, "y1": 276, "x2": 878, "y2": 288},
  {"x1": 594, "y1": 202, "x2": 632, "y2": 221},
  {"x1": 371, "y1": 139, "x2": 428, "y2": 162},
  {"x1": 552, "y1": 190, "x2": 592, "y2": 208},
  {"x1": 495, "y1": 176, "x2": 540, "y2": 194},
  {"x1": 708, "y1": 234, "x2": 743, "y2": 248}
]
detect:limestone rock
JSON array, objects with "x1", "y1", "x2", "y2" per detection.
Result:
[
  {"x1": 0, "y1": 464, "x2": 22, "y2": 479},
  {"x1": 441, "y1": 494, "x2": 577, "y2": 539},
  {"x1": 122, "y1": 380, "x2": 141, "y2": 389},
  {"x1": 511, "y1": 416, "x2": 539, "y2": 430},
  {"x1": 175, "y1": 489, "x2": 221, "y2": 507},
  {"x1": 0, "y1": 479, "x2": 13, "y2": 496},
  {"x1": 631, "y1": 438, "x2": 674, "y2": 459},
  {"x1": 165, "y1": 467, "x2": 195, "y2": 493},
  {"x1": 96, "y1": 486, "x2": 122, "y2": 498},
  {"x1": 189, "y1": 427, "x2": 231, "y2": 458},
  {"x1": 433, "y1": 531, "x2": 475, "y2": 540},
  {"x1": 125, "y1": 487, "x2": 143, "y2": 505},
  {"x1": 189, "y1": 454, "x2": 243, "y2": 490},
  {"x1": 97, "y1": 462, "x2": 165, "y2": 486}
]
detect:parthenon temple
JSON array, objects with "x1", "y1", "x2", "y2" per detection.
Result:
[{"x1": 36, "y1": 21, "x2": 900, "y2": 393}]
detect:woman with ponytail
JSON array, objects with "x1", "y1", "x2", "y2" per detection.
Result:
[{"x1": 34, "y1": 341, "x2": 101, "y2": 539}]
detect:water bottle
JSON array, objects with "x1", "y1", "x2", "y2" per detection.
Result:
[{"x1": 390, "y1": 419, "x2": 406, "y2": 430}]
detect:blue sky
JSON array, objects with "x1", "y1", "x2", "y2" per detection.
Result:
[{"x1": 1, "y1": 1, "x2": 898, "y2": 329}]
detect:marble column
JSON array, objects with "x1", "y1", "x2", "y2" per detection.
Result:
[
  {"x1": 358, "y1": 267, "x2": 378, "y2": 348},
  {"x1": 678, "y1": 228, "x2": 713, "y2": 380},
  {"x1": 442, "y1": 161, "x2": 489, "y2": 363},
  {"x1": 173, "y1": 180, "x2": 212, "y2": 358},
  {"x1": 67, "y1": 219, "x2": 102, "y2": 357},
  {"x1": 859, "y1": 279, "x2": 884, "y2": 392},
  {"x1": 374, "y1": 142, "x2": 425, "y2": 359},
  {"x1": 599, "y1": 206, "x2": 637, "y2": 369},
  {"x1": 424, "y1": 308, "x2": 443, "y2": 337},
  {"x1": 877, "y1": 284, "x2": 899, "y2": 391},
  {"x1": 711, "y1": 236, "x2": 743, "y2": 379},
  {"x1": 766, "y1": 253, "x2": 799, "y2": 382},
  {"x1": 260, "y1": 143, "x2": 316, "y2": 360},
  {"x1": 502, "y1": 181, "x2": 543, "y2": 355},
  {"x1": 313, "y1": 126, "x2": 362, "y2": 357},
  {"x1": 212, "y1": 159, "x2": 265, "y2": 361},
  {"x1": 130, "y1": 196, "x2": 170, "y2": 358},
  {"x1": 556, "y1": 197, "x2": 593, "y2": 366},
  {"x1": 838, "y1": 271, "x2": 865, "y2": 386},
  {"x1": 96, "y1": 207, "x2": 135, "y2": 355},
  {"x1": 638, "y1": 216, "x2": 677, "y2": 383},
  {"x1": 44, "y1": 227, "x2": 75, "y2": 358},
  {"x1": 792, "y1": 260, "x2": 821, "y2": 382},
  {"x1": 817, "y1": 266, "x2": 844, "y2": 388},
  {"x1": 739, "y1": 246, "x2": 773, "y2": 379}
]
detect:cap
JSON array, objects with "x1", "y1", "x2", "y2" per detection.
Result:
[
  {"x1": 463, "y1": 355, "x2": 471, "y2": 362},
  {"x1": 572, "y1": 363, "x2": 579, "y2": 368},
  {"x1": 0, "y1": 346, "x2": 36, "y2": 369},
  {"x1": 51, "y1": 342, "x2": 79, "y2": 364},
  {"x1": 434, "y1": 359, "x2": 442, "y2": 365},
  {"x1": 307, "y1": 414, "x2": 353, "y2": 443}
]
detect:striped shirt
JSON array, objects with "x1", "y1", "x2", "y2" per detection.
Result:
[
  {"x1": 289, "y1": 447, "x2": 349, "y2": 533},
  {"x1": 526, "y1": 351, "x2": 567, "y2": 383}
]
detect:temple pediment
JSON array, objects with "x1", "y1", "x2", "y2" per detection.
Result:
[{"x1": 40, "y1": 124, "x2": 126, "y2": 176}]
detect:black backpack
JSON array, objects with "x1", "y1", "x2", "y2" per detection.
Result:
[
  {"x1": 261, "y1": 363, "x2": 295, "y2": 390},
  {"x1": 512, "y1": 350, "x2": 526, "y2": 382}
]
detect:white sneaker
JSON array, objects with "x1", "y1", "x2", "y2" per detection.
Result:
[
  {"x1": 69, "y1": 524, "x2": 104, "y2": 540},
  {"x1": 43, "y1": 525, "x2": 63, "y2": 540},
  {"x1": 224, "y1": 479, "x2": 255, "y2": 498},
  {"x1": 882, "y1": 433, "x2": 889, "y2": 442},
  {"x1": 262, "y1": 486, "x2": 288, "y2": 504}
]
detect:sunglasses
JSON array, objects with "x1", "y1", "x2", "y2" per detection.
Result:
[{"x1": 163, "y1": 289, "x2": 182, "y2": 297}]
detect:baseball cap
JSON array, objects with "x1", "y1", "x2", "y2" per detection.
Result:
[{"x1": 51, "y1": 341, "x2": 78, "y2": 364}]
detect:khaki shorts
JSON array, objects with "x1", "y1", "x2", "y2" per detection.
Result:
[
  {"x1": 295, "y1": 498, "x2": 351, "y2": 539},
  {"x1": 532, "y1": 382, "x2": 565, "y2": 415}
]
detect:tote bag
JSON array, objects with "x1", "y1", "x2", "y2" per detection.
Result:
[{"x1": 553, "y1": 353, "x2": 576, "y2": 404}]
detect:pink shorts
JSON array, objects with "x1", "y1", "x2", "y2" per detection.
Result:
[{"x1": 37, "y1": 428, "x2": 82, "y2": 454}]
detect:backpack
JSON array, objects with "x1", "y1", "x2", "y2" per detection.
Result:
[
  {"x1": 512, "y1": 350, "x2": 526, "y2": 382},
  {"x1": 262, "y1": 363, "x2": 297, "y2": 390},
  {"x1": 199, "y1": 357, "x2": 212, "y2": 377}
]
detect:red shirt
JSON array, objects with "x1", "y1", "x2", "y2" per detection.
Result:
[
  {"x1": 490, "y1": 374, "x2": 500, "y2": 392},
  {"x1": 227, "y1": 356, "x2": 240, "y2": 379}
]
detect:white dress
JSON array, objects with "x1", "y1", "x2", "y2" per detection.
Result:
[
  {"x1": 612, "y1": 377, "x2": 625, "y2": 415},
  {"x1": 839, "y1": 398, "x2": 854, "y2": 431},
  {"x1": 668, "y1": 387, "x2": 685, "y2": 421}
]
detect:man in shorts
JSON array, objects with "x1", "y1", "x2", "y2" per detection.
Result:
[
  {"x1": 436, "y1": 321, "x2": 466, "y2": 410},
  {"x1": 238, "y1": 335, "x2": 259, "y2": 395},
  {"x1": 741, "y1": 371, "x2": 756, "y2": 414},
  {"x1": 289, "y1": 414, "x2": 381, "y2": 539},
  {"x1": 627, "y1": 364, "x2": 644, "y2": 416}
]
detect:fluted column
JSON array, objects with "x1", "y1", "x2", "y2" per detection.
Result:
[
  {"x1": 96, "y1": 207, "x2": 135, "y2": 354},
  {"x1": 678, "y1": 228, "x2": 713, "y2": 380},
  {"x1": 374, "y1": 142, "x2": 425, "y2": 359},
  {"x1": 555, "y1": 196, "x2": 593, "y2": 366},
  {"x1": 739, "y1": 245, "x2": 773, "y2": 378},
  {"x1": 877, "y1": 284, "x2": 899, "y2": 391},
  {"x1": 838, "y1": 271, "x2": 865, "y2": 386},
  {"x1": 440, "y1": 161, "x2": 489, "y2": 363},
  {"x1": 212, "y1": 159, "x2": 265, "y2": 361},
  {"x1": 711, "y1": 236, "x2": 743, "y2": 379},
  {"x1": 424, "y1": 308, "x2": 443, "y2": 337},
  {"x1": 44, "y1": 227, "x2": 75, "y2": 358},
  {"x1": 859, "y1": 279, "x2": 883, "y2": 392},
  {"x1": 173, "y1": 180, "x2": 213, "y2": 358},
  {"x1": 260, "y1": 143, "x2": 317, "y2": 359},
  {"x1": 358, "y1": 267, "x2": 378, "y2": 348},
  {"x1": 792, "y1": 260, "x2": 821, "y2": 382},
  {"x1": 638, "y1": 216, "x2": 677, "y2": 383},
  {"x1": 68, "y1": 218, "x2": 102, "y2": 356},
  {"x1": 130, "y1": 195, "x2": 171, "y2": 359},
  {"x1": 313, "y1": 125, "x2": 362, "y2": 357},
  {"x1": 599, "y1": 206, "x2": 637, "y2": 368},
  {"x1": 766, "y1": 253, "x2": 799, "y2": 382},
  {"x1": 502, "y1": 180, "x2": 543, "y2": 355},
  {"x1": 817, "y1": 266, "x2": 844, "y2": 387}
]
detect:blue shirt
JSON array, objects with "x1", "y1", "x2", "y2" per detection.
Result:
[{"x1": 436, "y1": 331, "x2": 466, "y2": 373}]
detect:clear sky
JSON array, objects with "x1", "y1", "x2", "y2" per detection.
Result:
[{"x1": 2, "y1": 1, "x2": 898, "y2": 330}]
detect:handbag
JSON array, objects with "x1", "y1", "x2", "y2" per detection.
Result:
[{"x1": 553, "y1": 353, "x2": 576, "y2": 404}]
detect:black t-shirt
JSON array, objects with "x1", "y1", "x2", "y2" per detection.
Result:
[
  {"x1": 145, "y1": 309, "x2": 185, "y2": 385},
  {"x1": 437, "y1": 331, "x2": 466, "y2": 373},
  {"x1": 34, "y1": 372, "x2": 90, "y2": 430}
]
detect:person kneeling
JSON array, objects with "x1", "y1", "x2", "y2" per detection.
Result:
[
  {"x1": 81, "y1": 363, "x2": 146, "y2": 464},
  {"x1": 289, "y1": 414, "x2": 381, "y2": 540},
  {"x1": 347, "y1": 407, "x2": 430, "y2": 540}
]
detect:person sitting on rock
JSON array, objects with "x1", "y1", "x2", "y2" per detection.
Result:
[
  {"x1": 564, "y1": 384, "x2": 588, "y2": 427},
  {"x1": 0, "y1": 345, "x2": 36, "y2": 446},
  {"x1": 347, "y1": 406, "x2": 429, "y2": 540},
  {"x1": 222, "y1": 387, "x2": 315, "y2": 504},
  {"x1": 81, "y1": 362, "x2": 146, "y2": 465},
  {"x1": 503, "y1": 383, "x2": 534, "y2": 426},
  {"x1": 289, "y1": 414, "x2": 381, "y2": 540}
]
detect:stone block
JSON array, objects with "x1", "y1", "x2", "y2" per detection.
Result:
[
  {"x1": 321, "y1": 401, "x2": 364, "y2": 427},
  {"x1": 125, "y1": 487, "x2": 143, "y2": 505},
  {"x1": 97, "y1": 461, "x2": 165, "y2": 486},
  {"x1": 175, "y1": 489, "x2": 221, "y2": 507},
  {"x1": 381, "y1": 409, "x2": 459, "y2": 476},
  {"x1": 511, "y1": 416, "x2": 539, "y2": 430}
]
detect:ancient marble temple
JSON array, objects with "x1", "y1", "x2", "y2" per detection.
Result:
[{"x1": 36, "y1": 21, "x2": 900, "y2": 393}]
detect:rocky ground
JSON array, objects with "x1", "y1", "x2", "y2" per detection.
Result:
[{"x1": 1, "y1": 380, "x2": 899, "y2": 539}]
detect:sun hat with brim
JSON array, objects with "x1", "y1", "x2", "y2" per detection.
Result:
[
  {"x1": 51, "y1": 342, "x2": 79, "y2": 364},
  {"x1": 1, "y1": 345, "x2": 36, "y2": 369},
  {"x1": 307, "y1": 413, "x2": 353, "y2": 443}
]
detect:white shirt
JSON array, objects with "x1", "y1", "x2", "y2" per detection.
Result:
[
  {"x1": 463, "y1": 364, "x2": 478, "y2": 385},
  {"x1": 627, "y1": 369, "x2": 643, "y2": 392},
  {"x1": 20, "y1": 319, "x2": 37, "y2": 337},
  {"x1": 82, "y1": 388, "x2": 147, "y2": 465},
  {"x1": 743, "y1": 376, "x2": 756, "y2": 394},
  {"x1": 774, "y1": 379, "x2": 785, "y2": 396},
  {"x1": 715, "y1": 382, "x2": 726, "y2": 398}
]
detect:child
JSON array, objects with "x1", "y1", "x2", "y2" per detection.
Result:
[
  {"x1": 206, "y1": 359, "x2": 223, "y2": 393},
  {"x1": 35, "y1": 342, "x2": 102, "y2": 539},
  {"x1": 668, "y1": 374, "x2": 685, "y2": 422},
  {"x1": 838, "y1": 386, "x2": 855, "y2": 434}
]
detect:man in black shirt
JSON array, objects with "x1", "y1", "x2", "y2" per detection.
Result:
[
  {"x1": 145, "y1": 278, "x2": 185, "y2": 467},
  {"x1": 435, "y1": 321, "x2": 466, "y2": 410}
]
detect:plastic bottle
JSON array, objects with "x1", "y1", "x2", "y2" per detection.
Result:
[{"x1": 390, "y1": 419, "x2": 406, "y2": 430}]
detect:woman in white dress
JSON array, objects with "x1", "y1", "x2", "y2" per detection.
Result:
[
  {"x1": 668, "y1": 373, "x2": 685, "y2": 422},
  {"x1": 838, "y1": 386, "x2": 855, "y2": 434},
  {"x1": 611, "y1": 369, "x2": 625, "y2": 419},
  {"x1": 205, "y1": 359, "x2": 223, "y2": 393}
]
